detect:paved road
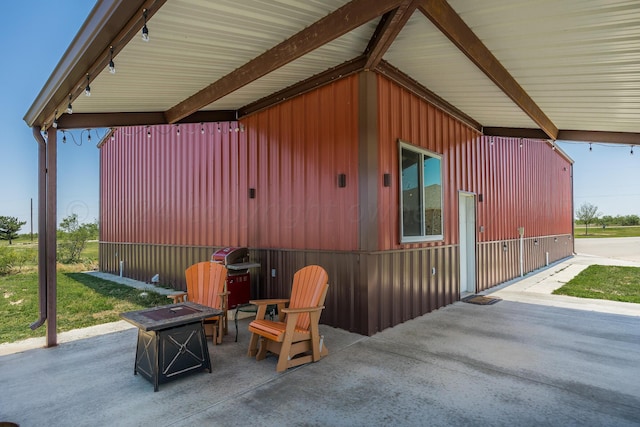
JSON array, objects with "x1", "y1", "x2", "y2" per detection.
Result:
[{"x1": 575, "y1": 236, "x2": 640, "y2": 262}]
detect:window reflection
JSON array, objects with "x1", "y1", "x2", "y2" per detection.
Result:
[{"x1": 399, "y1": 141, "x2": 443, "y2": 242}]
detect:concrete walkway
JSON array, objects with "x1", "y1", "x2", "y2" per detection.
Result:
[
  {"x1": 486, "y1": 252, "x2": 640, "y2": 318},
  {"x1": 1, "y1": 240, "x2": 639, "y2": 426}
]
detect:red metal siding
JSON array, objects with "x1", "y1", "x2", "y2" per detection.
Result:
[
  {"x1": 99, "y1": 72, "x2": 574, "y2": 335},
  {"x1": 100, "y1": 76, "x2": 359, "y2": 251},
  {"x1": 243, "y1": 76, "x2": 359, "y2": 250},
  {"x1": 376, "y1": 75, "x2": 573, "y2": 250}
]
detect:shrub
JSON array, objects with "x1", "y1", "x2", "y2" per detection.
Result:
[
  {"x1": 0, "y1": 246, "x2": 17, "y2": 275},
  {"x1": 57, "y1": 214, "x2": 98, "y2": 263}
]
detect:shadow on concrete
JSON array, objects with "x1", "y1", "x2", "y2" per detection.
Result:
[{"x1": 2, "y1": 297, "x2": 639, "y2": 426}]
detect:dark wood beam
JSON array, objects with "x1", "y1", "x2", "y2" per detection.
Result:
[
  {"x1": 376, "y1": 60, "x2": 481, "y2": 132},
  {"x1": 164, "y1": 0, "x2": 403, "y2": 124},
  {"x1": 483, "y1": 127, "x2": 640, "y2": 146},
  {"x1": 56, "y1": 110, "x2": 237, "y2": 130},
  {"x1": 364, "y1": 0, "x2": 419, "y2": 69},
  {"x1": 418, "y1": 0, "x2": 558, "y2": 140},
  {"x1": 238, "y1": 56, "x2": 367, "y2": 118},
  {"x1": 483, "y1": 127, "x2": 548, "y2": 140},
  {"x1": 178, "y1": 110, "x2": 238, "y2": 124},
  {"x1": 557, "y1": 130, "x2": 640, "y2": 145}
]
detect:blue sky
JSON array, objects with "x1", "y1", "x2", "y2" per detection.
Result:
[
  {"x1": 1, "y1": 1, "x2": 99, "y2": 232},
  {"x1": 0, "y1": 1, "x2": 638, "y2": 234}
]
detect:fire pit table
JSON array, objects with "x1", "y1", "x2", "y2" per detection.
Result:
[{"x1": 120, "y1": 302, "x2": 222, "y2": 391}]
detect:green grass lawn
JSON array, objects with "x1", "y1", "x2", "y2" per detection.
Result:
[
  {"x1": 574, "y1": 225, "x2": 640, "y2": 238},
  {"x1": 0, "y1": 234, "x2": 38, "y2": 247},
  {"x1": 0, "y1": 239, "x2": 172, "y2": 344},
  {"x1": 552, "y1": 265, "x2": 640, "y2": 304},
  {"x1": 0, "y1": 268, "x2": 168, "y2": 344}
]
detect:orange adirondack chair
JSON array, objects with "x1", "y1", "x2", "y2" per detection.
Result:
[
  {"x1": 247, "y1": 265, "x2": 329, "y2": 372},
  {"x1": 168, "y1": 261, "x2": 229, "y2": 344}
]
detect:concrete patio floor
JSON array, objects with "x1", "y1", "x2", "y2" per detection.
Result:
[{"x1": 1, "y1": 242, "x2": 640, "y2": 426}]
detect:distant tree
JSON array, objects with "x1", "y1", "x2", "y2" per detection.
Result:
[
  {"x1": 57, "y1": 214, "x2": 97, "y2": 263},
  {"x1": 599, "y1": 215, "x2": 614, "y2": 227},
  {"x1": 621, "y1": 214, "x2": 640, "y2": 226},
  {"x1": 0, "y1": 216, "x2": 27, "y2": 245},
  {"x1": 575, "y1": 202, "x2": 600, "y2": 235}
]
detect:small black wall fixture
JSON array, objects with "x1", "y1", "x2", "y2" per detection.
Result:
[
  {"x1": 383, "y1": 173, "x2": 391, "y2": 187},
  {"x1": 338, "y1": 173, "x2": 347, "y2": 188},
  {"x1": 249, "y1": 188, "x2": 256, "y2": 199}
]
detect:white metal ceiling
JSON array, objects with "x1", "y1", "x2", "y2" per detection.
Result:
[
  {"x1": 447, "y1": 0, "x2": 640, "y2": 133},
  {"x1": 67, "y1": 0, "x2": 640, "y2": 137}
]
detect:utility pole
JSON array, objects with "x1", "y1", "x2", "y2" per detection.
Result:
[{"x1": 30, "y1": 198, "x2": 34, "y2": 242}]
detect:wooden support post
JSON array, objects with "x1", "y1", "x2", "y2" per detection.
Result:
[{"x1": 46, "y1": 128, "x2": 57, "y2": 347}]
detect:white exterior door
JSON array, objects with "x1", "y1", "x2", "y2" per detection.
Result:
[{"x1": 459, "y1": 192, "x2": 476, "y2": 295}]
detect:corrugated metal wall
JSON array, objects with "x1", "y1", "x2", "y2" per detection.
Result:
[
  {"x1": 377, "y1": 76, "x2": 573, "y2": 249},
  {"x1": 361, "y1": 74, "x2": 573, "y2": 333},
  {"x1": 100, "y1": 123, "x2": 249, "y2": 247},
  {"x1": 99, "y1": 71, "x2": 574, "y2": 335},
  {"x1": 100, "y1": 76, "x2": 359, "y2": 251},
  {"x1": 242, "y1": 77, "x2": 359, "y2": 250}
]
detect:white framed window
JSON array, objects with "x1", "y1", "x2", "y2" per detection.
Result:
[{"x1": 398, "y1": 140, "x2": 444, "y2": 243}]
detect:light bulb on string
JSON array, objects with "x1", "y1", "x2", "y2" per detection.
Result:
[
  {"x1": 84, "y1": 74, "x2": 91, "y2": 97},
  {"x1": 589, "y1": 143, "x2": 592, "y2": 152},
  {"x1": 66, "y1": 94, "x2": 73, "y2": 114},
  {"x1": 108, "y1": 46, "x2": 116, "y2": 74},
  {"x1": 142, "y1": 9, "x2": 149, "y2": 42}
]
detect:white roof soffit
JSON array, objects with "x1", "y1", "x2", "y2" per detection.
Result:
[
  {"x1": 25, "y1": 0, "x2": 640, "y2": 146},
  {"x1": 446, "y1": 0, "x2": 640, "y2": 142}
]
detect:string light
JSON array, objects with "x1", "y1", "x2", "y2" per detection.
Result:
[
  {"x1": 52, "y1": 111, "x2": 58, "y2": 129},
  {"x1": 632, "y1": 145, "x2": 635, "y2": 156},
  {"x1": 108, "y1": 46, "x2": 116, "y2": 74},
  {"x1": 84, "y1": 74, "x2": 91, "y2": 97},
  {"x1": 201, "y1": 123, "x2": 205, "y2": 134},
  {"x1": 147, "y1": 126, "x2": 151, "y2": 138},
  {"x1": 87, "y1": 129, "x2": 92, "y2": 144},
  {"x1": 589, "y1": 143, "x2": 592, "y2": 152},
  {"x1": 66, "y1": 94, "x2": 73, "y2": 114},
  {"x1": 142, "y1": 9, "x2": 149, "y2": 42},
  {"x1": 62, "y1": 131, "x2": 67, "y2": 144},
  {"x1": 176, "y1": 124, "x2": 180, "y2": 136},
  {"x1": 519, "y1": 138, "x2": 523, "y2": 148},
  {"x1": 490, "y1": 136, "x2": 494, "y2": 146}
]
